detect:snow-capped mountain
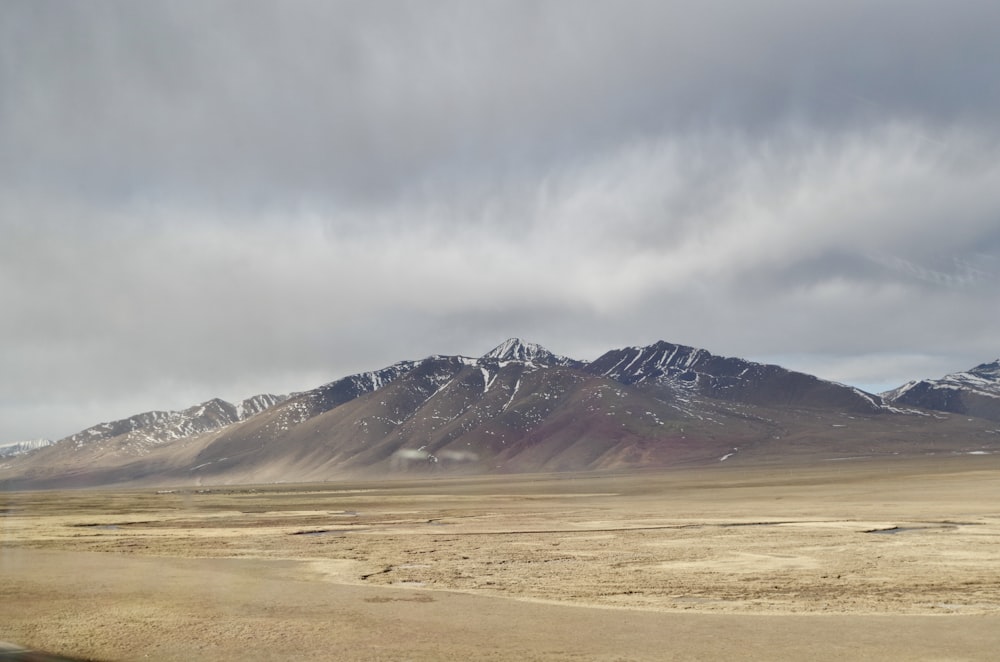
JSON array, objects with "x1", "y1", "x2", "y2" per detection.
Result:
[
  {"x1": 0, "y1": 438, "x2": 54, "y2": 458},
  {"x1": 191, "y1": 344, "x2": 596, "y2": 479},
  {"x1": 883, "y1": 359, "x2": 1000, "y2": 421},
  {"x1": 3, "y1": 339, "x2": 997, "y2": 489},
  {"x1": 587, "y1": 341, "x2": 885, "y2": 413},
  {"x1": 480, "y1": 338, "x2": 581, "y2": 367},
  {"x1": 59, "y1": 393, "x2": 288, "y2": 455}
]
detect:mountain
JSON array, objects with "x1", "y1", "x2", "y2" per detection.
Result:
[
  {"x1": 58, "y1": 394, "x2": 289, "y2": 454},
  {"x1": 147, "y1": 340, "x2": 690, "y2": 483},
  {"x1": 2, "y1": 339, "x2": 998, "y2": 489},
  {"x1": 883, "y1": 359, "x2": 1000, "y2": 421},
  {"x1": 586, "y1": 341, "x2": 884, "y2": 413},
  {"x1": 481, "y1": 338, "x2": 581, "y2": 367},
  {"x1": 0, "y1": 439, "x2": 54, "y2": 458}
]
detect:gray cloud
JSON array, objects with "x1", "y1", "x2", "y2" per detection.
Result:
[{"x1": 2, "y1": 1, "x2": 1000, "y2": 441}]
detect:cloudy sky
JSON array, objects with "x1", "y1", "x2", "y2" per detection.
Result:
[{"x1": 3, "y1": 1, "x2": 1000, "y2": 443}]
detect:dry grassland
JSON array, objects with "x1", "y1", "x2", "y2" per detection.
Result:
[{"x1": 3, "y1": 454, "x2": 1000, "y2": 660}]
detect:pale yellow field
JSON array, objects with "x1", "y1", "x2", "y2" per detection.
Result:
[{"x1": 3, "y1": 455, "x2": 1000, "y2": 660}]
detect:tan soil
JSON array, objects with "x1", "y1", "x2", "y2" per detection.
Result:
[{"x1": 3, "y1": 454, "x2": 1000, "y2": 660}]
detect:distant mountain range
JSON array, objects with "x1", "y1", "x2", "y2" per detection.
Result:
[
  {"x1": 0, "y1": 439, "x2": 54, "y2": 458},
  {"x1": 2, "y1": 339, "x2": 998, "y2": 488},
  {"x1": 58, "y1": 394, "x2": 287, "y2": 454},
  {"x1": 881, "y1": 359, "x2": 1000, "y2": 421}
]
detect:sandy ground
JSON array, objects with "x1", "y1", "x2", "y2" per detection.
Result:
[{"x1": 3, "y1": 454, "x2": 1000, "y2": 660}]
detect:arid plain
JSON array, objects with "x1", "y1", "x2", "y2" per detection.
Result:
[{"x1": 3, "y1": 454, "x2": 1000, "y2": 661}]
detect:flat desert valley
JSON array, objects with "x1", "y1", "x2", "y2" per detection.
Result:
[{"x1": 3, "y1": 454, "x2": 1000, "y2": 660}]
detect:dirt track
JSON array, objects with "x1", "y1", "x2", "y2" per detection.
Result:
[{"x1": 3, "y1": 455, "x2": 1000, "y2": 660}]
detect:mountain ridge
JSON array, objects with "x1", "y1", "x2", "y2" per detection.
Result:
[
  {"x1": 0, "y1": 439, "x2": 54, "y2": 458},
  {"x1": 586, "y1": 341, "x2": 886, "y2": 413},
  {"x1": 882, "y1": 359, "x2": 1000, "y2": 421},
  {"x1": 3, "y1": 338, "x2": 998, "y2": 488},
  {"x1": 57, "y1": 393, "x2": 289, "y2": 455}
]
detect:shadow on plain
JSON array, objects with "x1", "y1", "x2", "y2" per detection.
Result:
[{"x1": 0, "y1": 642, "x2": 96, "y2": 662}]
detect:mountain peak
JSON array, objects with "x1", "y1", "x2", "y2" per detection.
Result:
[
  {"x1": 967, "y1": 359, "x2": 1000, "y2": 380},
  {"x1": 882, "y1": 357, "x2": 1000, "y2": 420},
  {"x1": 482, "y1": 338, "x2": 549, "y2": 361}
]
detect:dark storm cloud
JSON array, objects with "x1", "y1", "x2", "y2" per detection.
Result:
[{"x1": 2, "y1": 1, "x2": 1000, "y2": 441}]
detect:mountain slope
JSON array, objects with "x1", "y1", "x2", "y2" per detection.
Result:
[
  {"x1": 58, "y1": 394, "x2": 288, "y2": 455},
  {"x1": 588, "y1": 341, "x2": 885, "y2": 413},
  {"x1": 0, "y1": 439, "x2": 54, "y2": 458},
  {"x1": 154, "y1": 342, "x2": 744, "y2": 483},
  {"x1": 883, "y1": 359, "x2": 1000, "y2": 421},
  {"x1": 3, "y1": 339, "x2": 999, "y2": 489}
]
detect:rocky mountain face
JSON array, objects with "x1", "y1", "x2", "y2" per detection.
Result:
[
  {"x1": 3, "y1": 339, "x2": 998, "y2": 489},
  {"x1": 586, "y1": 341, "x2": 884, "y2": 413},
  {"x1": 482, "y1": 338, "x2": 582, "y2": 367},
  {"x1": 883, "y1": 359, "x2": 1000, "y2": 421}
]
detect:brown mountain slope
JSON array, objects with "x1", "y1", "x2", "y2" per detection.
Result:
[{"x1": 3, "y1": 339, "x2": 999, "y2": 489}]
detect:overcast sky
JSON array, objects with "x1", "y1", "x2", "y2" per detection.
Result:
[{"x1": 3, "y1": 1, "x2": 1000, "y2": 442}]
